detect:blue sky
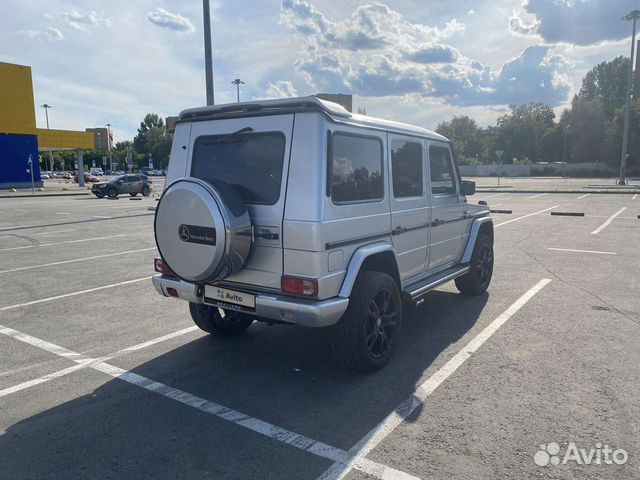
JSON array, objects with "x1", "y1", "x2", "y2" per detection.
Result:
[{"x1": 1, "y1": 0, "x2": 637, "y2": 142}]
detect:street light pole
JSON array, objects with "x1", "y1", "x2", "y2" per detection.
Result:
[
  {"x1": 203, "y1": 0, "x2": 215, "y2": 105},
  {"x1": 106, "y1": 123, "x2": 113, "y2": 174},
  {"x1": 231, "y1": 77, "x2": 245, "y2": 103},
  {"x1": 619, "y1": 10, "x2": 640, "y2": 185},
  {"x1": 563, "y1": 124, "x2": 571, "y2": 180},
  {"x1": 41, "y1": 104, "x2": 54, "y2": 173}
]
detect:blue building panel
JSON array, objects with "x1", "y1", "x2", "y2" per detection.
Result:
[{"x1": 0, "y1": 133, "x2": 41, "y2": 188}]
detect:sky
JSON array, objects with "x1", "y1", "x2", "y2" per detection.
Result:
[{"x1": 1, "y1": 0, "x2": 638, "y2": 142}]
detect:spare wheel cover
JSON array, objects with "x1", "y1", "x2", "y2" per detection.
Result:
[{"x1": 154, "y1": 177, "x2": 251, "y2": 283}]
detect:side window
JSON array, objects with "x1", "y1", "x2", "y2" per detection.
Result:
[
  {"x1": 429, "y1": 146, "x2": 456, "y2": 195},
  {"x1": 330, "y1": 133, "x2": 383, "y2": 204},
  {"x1": 391, "y1": 140, "x2": 423, "y2": 198}
]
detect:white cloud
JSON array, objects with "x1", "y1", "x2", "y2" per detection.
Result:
[
  {"x1": 265, "y1": 80, "x2": 298, "y2": 98},
  {"x1": 515, "y1": 0, "x2": 634, "y2": 45},
  {"x1": 19, "y1": 27, "x2": 64, "y2": 42},
  {"x1": 147, "y1": 8, "x2": 195, "y2": 33},
  {"x1": 60, "y1": 9, "x2": 111, "y2": 32},
  {"x1": 508, "y1": 11, "x2": 540, "y2": 36},
  {"x1": 281, "y1": 0, "x2": 571, "y2": 106}
]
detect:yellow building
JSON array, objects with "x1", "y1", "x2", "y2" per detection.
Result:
[{"x1": 0, "y1": 62, "x2": 94, "y2": 187}]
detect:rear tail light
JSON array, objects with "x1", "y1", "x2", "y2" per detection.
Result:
[
  {"x1": 154, "y1": 258, "x2": 174, "y2": 275},
  {"x1": 281, "y1": 276, "x2": 318, "y2": 297}
]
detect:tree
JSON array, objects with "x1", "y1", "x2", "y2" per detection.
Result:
[
  {"x1": 133, "y1": 113, "x2": 164, "y2": 154},
  {"x1": 436, "y1": 116, "x2": 483, "y2": 163},
  {"x1": 577, "y1": 56, "x2": 629, "y2": 120},
  {"x1": 494, "y1": 103, "x2": 556, "y2": 162},
  {"x1": 607, "y1": 99, "x2": 640, "y2": 174},
  {"x1": 564, "y1": 98, "x2": 608, "y2": 164}
]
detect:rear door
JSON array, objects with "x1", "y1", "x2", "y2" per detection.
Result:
[
  {"x1": 426, "y1": 142, "x2": 465, "y2": 271},
  {"x1": 187, "y1": 115, "x2": 295, "y2": 290},
  {"x1": 388, "y1": 134, "x2": 429, "y2": 280}
]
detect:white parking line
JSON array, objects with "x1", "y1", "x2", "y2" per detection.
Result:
[
  {"x1": 0, "y1": 323, "x2": 417, "y2": 480},
  {"x1": 0, "y1": 276, "x2": 151, "y2": 311},
  {"x1": 548, "y1": 247, "x2": 616, "y2": 255},
  {"x1": 527, "y1": 193, "x2": 547, "y2": 199},
  {"x1": 317, "y1": 278, "x2": 552, "y2": 480},
  {"x1": 0, "y1": 247, "x2": 156, "y2": 275},
  {"x1": 633, "y1": 194, "x2": 638, "y2": 200},
  {"x1": 591, "y1": 207, "x2": 626, "y2": 234},
  {"x1": 494, "y1": 206, "x2": 558, "y2": 228},
  {"x1": 486, "y1": 193, "x2": 508, "y2": 198},
  {"x1": 55, "y1": 212, "x2": 70, "y2": 215},
  {"x1": 576, "y1": 193, "x2": 591, "y2": 200},
  {"x1": 0, "y1": 234, "x2": 127, "y2": 252},
  {"x1": 0, "y1": 326, "x2": 199, "y2": 399},
  {"x1": 0, "y1": 229, "x2": 77, "y2": 237},
  {"x1": 93, "y1": 215, "x2": 112, "y2": 218}
]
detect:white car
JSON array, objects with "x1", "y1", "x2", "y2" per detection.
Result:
[{"x1": 152, "y1": 96, "x2": 493, "y2": 371}]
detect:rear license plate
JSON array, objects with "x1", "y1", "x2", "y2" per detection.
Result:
[{"x1": 203, "y1": 285, "x2": 256, "y2": 310}]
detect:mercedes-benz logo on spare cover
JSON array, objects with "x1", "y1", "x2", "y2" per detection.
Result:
[{"x1": 178, "y1": 224, "x2": 190, "y2": 242}]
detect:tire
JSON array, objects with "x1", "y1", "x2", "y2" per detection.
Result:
[
  {"x1": 94, "y1": 193, "x2": 104, "y2": 198},
  {"x1": 331, "y1": 271, "x2": 402, "y2": 372},
  {"x1": 107, "y1": 187, "x2": 119, "y2": 198},
  {"x1": 130, "y1": 192, "x2": 138, "y2": 197},
  {"x1": 142, "y1": 186, "x2": 150, "y2": 196},
  {"x1": 188, "y1": 302, "x2": 253, "y2": 336},
  {"x1": 455, "y1": 233, "x2": 493, "y2": 295}
]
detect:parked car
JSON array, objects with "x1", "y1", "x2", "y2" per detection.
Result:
[
  {"x1": 91, "y1": 174, "x2": 152, "y2": 198},
  {"x1": 74, "y1": 172, "x2": 100, "y2": 183},
  {"x1": 40, "y1": 173, "x2": 50, "y2": 179},
  {"x1": 152, "y1": 97, "x2": 493, "y2": 371}
]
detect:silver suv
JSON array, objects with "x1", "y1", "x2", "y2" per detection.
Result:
[{"x1": 152, "y1": 97, "x2": 493, "y2": 371}]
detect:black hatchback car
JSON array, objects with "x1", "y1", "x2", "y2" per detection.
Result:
[{"x1": 92, "y1": 174, "x2": 152, "y2": 198}]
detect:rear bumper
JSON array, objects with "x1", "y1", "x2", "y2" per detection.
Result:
[{"x1": 152, "y1": 274, "x2": 348, "y2": 328}]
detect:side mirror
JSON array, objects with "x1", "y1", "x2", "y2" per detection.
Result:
[{"x1": 461, "y1": 180, "x2": 476, "y2": 196}]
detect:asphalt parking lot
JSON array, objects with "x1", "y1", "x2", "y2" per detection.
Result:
[{"x1": 0, "y1": 190, "x2": 638, "y2": 479}]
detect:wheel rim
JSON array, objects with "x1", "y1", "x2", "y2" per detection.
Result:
[
  {"x1": 475, "y1": 244, "x2": 493, "y2": 285},
  {"x1": 365, "y1": 289, "x2": 398, "y2": 359}
]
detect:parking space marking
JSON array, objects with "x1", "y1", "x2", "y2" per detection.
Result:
[
  {"x1": 0, "y1": 212, "x2": 154, "y2": 233},
  {"x1": 494, "y1": 206, "x2": 558, "y2": 228},
  {"x1": 0, "y1": 322, "x2": 417, "y2": 480},
  {"x1": 317, "y1": 278, "x2": 552, "y2": 480},
  {"x1": 633, "y1": 194, "x2": 638, "y2": 200},
  {"x1": 0, "y1": 229, "x2": 77, "y2": 237},
  {"x1": 93, "y1": 215, "x2": 112, "y2": 218},
  {"x1": 0, "y1": 247, "x2": 156, "y2": 275},
  {"x1": 485, "y1": 193, "x2": 508, "y2": 198},
  {"x1": 0, "y1": 234, "x2": 127, "y2": 252},
  {"x1": 527, "y1": 193, "x2": 547, "y2": 199},
  {"x1": 0, "y1": 277, "x2": 151, "y2": 312},
  {"x1": 591, "y1": 207, "x2": 626, "y2": 234},
  {"x1": 54, "y1": 212, "x2": 70, "y2": 215},
  {"x1": 0, "y1": 326, "x2": 199, "y2": 399},
  {"x1": 576, "y1": 193, "x2": 591, "y2": 200},
  {"x1": 548, "y1": 247, "x2": 616, "y2": 255}
]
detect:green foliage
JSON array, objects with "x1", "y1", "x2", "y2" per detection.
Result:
[{"x1": 437, "y1": 55, "x2": 636, "y2": 172}]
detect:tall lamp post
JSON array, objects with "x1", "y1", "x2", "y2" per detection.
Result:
[
  {"x1": 41, "y1": 104, "x2": 54, "y2": 173},
  {"x1": 619, "y1": 10, "x2": 640, "y2": 186},
  {"x1": 203, "y1": 0, "x2": 215, "y2": 105},
  {"x1": 106, "y1": 123, "x2": 113, "y2": 174},
  {"x1": 231, "y1": 77, "x2": 245, "y2": 103},
  {"x1": 563, "y1": 124, "x2": 571, "y2": 180}
]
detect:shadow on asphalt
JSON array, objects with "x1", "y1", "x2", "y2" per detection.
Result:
[{"x1": 0, "y1": 290, "x2": 488, "y2": 478}]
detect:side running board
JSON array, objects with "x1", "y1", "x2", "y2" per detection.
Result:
[{"x1": 403, "y1": 265, "x2": 470, "y2": 302}]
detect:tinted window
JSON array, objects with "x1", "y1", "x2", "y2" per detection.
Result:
[
  {"x1": 108, "y1": 175, "x2": 125, "y2": 184},
  {"x1": 330, "y1": 133, "x2": 383, "y2": 204},
  {"x1": 191, "y1": 132, "x2": 286, "y2": 205},
  {"x1": 391, "y1": 140, "x2": 423, "y2": 198},
  {"x1": 429, "y1": 146, "x2": 456, "y2": 195}
]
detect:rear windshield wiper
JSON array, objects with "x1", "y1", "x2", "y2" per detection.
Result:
[{"x1": 214, "y1": 127, "x2": 254, "y2": 144}]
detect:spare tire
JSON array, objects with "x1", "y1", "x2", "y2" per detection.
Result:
[{"x1": 154, "y1": 177, "x2": 252, "y2": 284}]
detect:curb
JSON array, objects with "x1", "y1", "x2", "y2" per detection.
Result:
[
  {"x1": 0, "y1": 192, "x2": 90, "y2": 198},
  {"x1": 476, "y1": 189, "x2": 639, "y2": 194}
]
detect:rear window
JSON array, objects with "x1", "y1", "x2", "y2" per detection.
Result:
[
  {"x1": 329, "y1": 133, "x2": 383, "y2": 204},
  {"x1": 191, "y1": 132, "x2": 286, "y2": 205}
]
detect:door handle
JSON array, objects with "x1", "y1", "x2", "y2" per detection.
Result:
[
  {"x1": 392, "y1": 226, "x2": 407, "y2": 235},
  {"x1": 432, "y1": 219, "x2": 442, "y2": 227}
]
